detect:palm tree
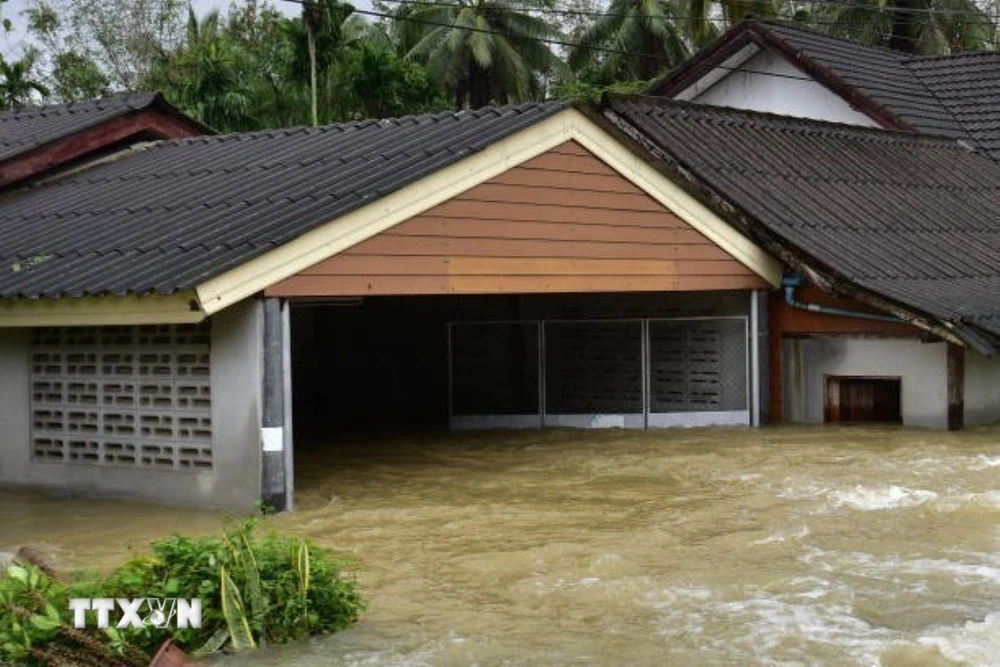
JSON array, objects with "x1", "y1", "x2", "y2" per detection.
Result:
[
  {"x1": 303, "y1": 1, "x2": 321, "y2": 126},
  {"x1": 394, "y1": 0, "x2": 562, "y2": 109},
  {"x1": 288, "y1": 0, "x2": 354, "y2": 124},
  {"x1": 818, "y1": 0, "x2": 995, "y2": 54},
  {"x1": 160, "y1": 9, "x2": 257, "y2": 131},
  {"x1": 682, "y1": 0, "x2": 784, "y2": 46},
  {"x1": 0, "y1": 54, "x2": 49, "y2": 110},
  {"x1": 569, "y1": 0, "x2": 690, "y2": 81}
]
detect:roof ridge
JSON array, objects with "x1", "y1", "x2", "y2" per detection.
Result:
[
  {"x1": 157, "y1": 101, "x2": 564, "y2": 148},
  {"x1": 899, "y1": 60, "x2": 972, "y2": 141},
  {"x1": 904, "y1": 50, "x2": 1000, "y2": 63},
  {"x1": 753, "y1": 18, "x2": 914, "y2": 59},
  {"x1": 0, "y1": 91, "x2": 160, "y2": 122},
  {"x1": 604, "y1": 94, "x2": 970, "y2": 147}
]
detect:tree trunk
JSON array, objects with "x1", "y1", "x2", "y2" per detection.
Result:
[
  {"x1": 307, "y1": 22, "x2": 318, "y2": 126},
  {"x1": 889, "y1": 0, "x2": 919, "y2": 53},
  {"x1": 642, "y1": 34, "x2": 669, "y2": 80},
  {"x1": 469, "y1": 59, "x2": 491, "y2": 109}
]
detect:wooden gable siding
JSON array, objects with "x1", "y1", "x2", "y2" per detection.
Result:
[
  {"x1": 0, "y1": 110, "x2": 203, "y2": 189},
  {"x1": 266, "y1": 141, "x2": 771, "y2": 297}
]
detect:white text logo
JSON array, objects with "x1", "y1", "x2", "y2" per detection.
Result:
[{"x1": 68, "y1": 598, "x2": 202, "y2": 629}]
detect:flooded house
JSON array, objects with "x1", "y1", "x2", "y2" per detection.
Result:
[
  {"x1": 0, "y1": 27, "x2": 998, "y2": 511},
  {"x1": 647, "y1": 18, "x2": 1000, "y2": 430}
]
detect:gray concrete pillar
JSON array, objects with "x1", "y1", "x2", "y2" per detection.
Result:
[
  {"x1": 261, "y1": 298, "x2": 292, "y2": 511},
  {"x1": 947, "y1": 342, "x2": 965, "y2": 431},
  {"x1": 751, "y1": 289, "x2": 770, "y2": 426}
]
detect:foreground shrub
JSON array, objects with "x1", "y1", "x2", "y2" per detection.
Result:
[{"x1": 0, "y1": 520, "x2": 364, "y2": 664}]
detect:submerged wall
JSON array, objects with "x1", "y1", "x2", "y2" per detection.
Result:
[
  {"x1": 0, "y1": 299, "x2": 263, "y2": 510},
  {"x1": 964, "y1": 349, "x2": 1000, "y2": 427},
  {"x1": 783, "y1": 337, "x2": 948, "y2": 429}
]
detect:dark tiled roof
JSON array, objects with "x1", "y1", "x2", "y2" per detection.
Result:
[
  {"x1": 906, "y1": 52, "x2": 1000, "y2": 160},
  {"x1": 605, "y1": 96, "x2": 1000, "y2": 340},
  {"x1": 759, "y1": 22, "x2": 966, "y2": 137},
  {"x1": 0, "y1": 92, "x2": 163, "y2": 163},
  {"x1": 649, "y1": 19, "x2": 1000, "y2": 159},
  {"x1": 0, "y1": 102, "x2": 565, "y2": 299}
]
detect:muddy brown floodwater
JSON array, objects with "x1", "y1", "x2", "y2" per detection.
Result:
[{"x1": 2, "y1": 426, "x2": 1000, "y2": 665}]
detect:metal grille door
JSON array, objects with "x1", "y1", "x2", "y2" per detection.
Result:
[
  {"x1": 449, "y1": 322, "x2": 541, "y2": 428},
  {"x1": 647, "y1": 318, "x2": 748, "y2": 427},
  {"x1": 543, "y1": 320, "x2": 643, "y2": 427},
  {"x1": 448, "y1": 316, "x2": 749, "y2": 429},
  {"x1": 29, "y1": 324, "x2": 213, "y2": 469}
]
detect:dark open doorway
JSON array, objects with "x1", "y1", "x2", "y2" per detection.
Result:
[
  {"x1": 825, "y1": 376, "x2": 902, "y2": 423},
  {"x1": 290, "y1": 298, "x2": 451, "y2": 442}
]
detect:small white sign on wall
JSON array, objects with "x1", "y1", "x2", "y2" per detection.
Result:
[
  {"x1": 261, "y1": 427, "x2": 284, "y2": 452},
  {"x1": 589, "y1": 415, "x2": 626, "y2": 428}
]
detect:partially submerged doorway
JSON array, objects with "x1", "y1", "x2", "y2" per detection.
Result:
[
  {"x1": 289, "y1": 293, "x2": 762, "y2": 441},
  {"x1": 449, "y1": 316, "x2": 750, "y2": 429},
  {"x1": 824, "y1": 376, "x2": 902, "y2": 423}
]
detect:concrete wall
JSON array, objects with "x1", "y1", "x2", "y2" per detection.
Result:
[
  {"x1": 783, "y1": 337, "x2": 948, "y2": 429},
  {"x1": 964, "y1": 348, "x2": 1000, "y2": 427},
  {"x1": 0, "y1": 299, "x2": 264, "y2": 510},
  {"x1": 691, "y1": 50, "x2": 880, "y2": 127}
]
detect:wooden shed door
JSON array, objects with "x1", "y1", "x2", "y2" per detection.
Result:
[{"x1": 825, "y1": 376, "x2": 901, "y2": 423}]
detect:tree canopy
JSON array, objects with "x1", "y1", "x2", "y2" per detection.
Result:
[{"x1": 0, "y1": 0, "x2": 996, "y2": 123}]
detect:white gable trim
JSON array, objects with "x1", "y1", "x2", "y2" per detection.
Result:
[
  {"x1": 675, "y1": 42, "x2": 761, "y2": 101},
  {"x1": 675, "y1": 47, "x2": 880, "y2": 128},
  {"x1": 195, "y1": 108, "x2": 782, "y2": 314},
  {"x1": 0, "y1": 293, "x2": 204, "y2": 327}
]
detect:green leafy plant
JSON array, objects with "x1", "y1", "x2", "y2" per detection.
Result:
[
  {"x1": 0, "y1": 564, "x2": 147, "y2": 666},
  {"x1": 0, "y1": 520, "x2": 364, "y2": 665}
]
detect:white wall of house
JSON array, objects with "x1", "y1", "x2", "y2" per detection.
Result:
[
  {"x1": 964, "y1": 349, "x2": 1000, "y2": 427},
  {"x1": 0, "y1": 299, "x2": 264, "y2": 510},
  {"x1": 686, "y1": 50, "x2": 880, "y2": 127},
  {"x1": 783, "y1": 337, "x2": 948, "y2": 429}
]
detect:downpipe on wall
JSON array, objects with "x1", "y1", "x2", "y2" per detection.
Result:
[{"x1": 782, "y1": 274, "x2": 903, "y2": 324}]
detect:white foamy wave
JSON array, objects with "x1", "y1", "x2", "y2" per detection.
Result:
[
  {"x1": 778, "y1": 481, "x2": 832, "y2": 500},
  {"x1": 933, "y1": 491, "x2": 1000, "y2": 513},
  {"x1": 646, "y1": 585, "x2": 713, "y2": 610},
  {"x1": 970, "y1": 455, "x2": 1000, "y2": 470},
  {"x1": 917, "y1": 613, "x2": 1000, "y2": 666},
  {"x1": 810, "y1": 549, "x2": 1000, "y2": 589},
  {"x1": 752, "y1": 526, "x2": 810, "y2": 546},
  {"x1": 654, "y1": 591, "x2": 894, "y2": 664},
  {"x1": 897, "y1": 558, "x2": 1000, "y2": 587},
  {"x1": 829, "y1": 485, "x2": 938, "y2": 511}
]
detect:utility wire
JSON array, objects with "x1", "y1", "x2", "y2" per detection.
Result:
[
  {"x1": 280, "y1": 0, "x2": 996, "y2": 62},
  {"x1": 377, "y1": 0, "x2": 1000, "y2": 50},
  {"x1": 377, "y1": 0, "x2": 1000, "y2": 21},
  {"x1": 373, "y1": 0, "x2": 999, "y2": 47}
]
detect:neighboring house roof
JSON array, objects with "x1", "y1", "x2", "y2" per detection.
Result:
[
  {"x1": 0, "y1": 92, "x2": 210, "y2": 187},
  {"x1": 906, "y1": 52, "x2": 1000, "y2": 161},
  {"x1": 648, "y1": 19, "x2": 1000, "y2": 160},
  {"x1": 0, "y1": 103, "x2": 566, "y2": 300},
  {"x1": 604, "y1": 95, "x2": 1000, "y2": 349}
]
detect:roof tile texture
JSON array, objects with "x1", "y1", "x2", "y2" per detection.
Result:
[
  {"x1": 0, "y1": 102, "x2": 565, "y2": 299},
  {"x1": 0, "y1": 92, "x2": 162, "y2": 163},
  {"x1": 607, "y1": 96, "x2": 1000, "y2": 337}
]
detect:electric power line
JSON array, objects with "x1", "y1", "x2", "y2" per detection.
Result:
[
  {"x1": 371, "y1": 0, "x2": 1000, "y2": 48},
  {"x1": 280, "y1": 0, "x2": 997, "y2": 63},
  {"x1": 377, "y1": 0, "x2": 1000, "y2": 21}
]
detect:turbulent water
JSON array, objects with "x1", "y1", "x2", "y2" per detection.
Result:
[{"x1": 3, "y1": 426, "x2": 1000, "y2": 665}]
